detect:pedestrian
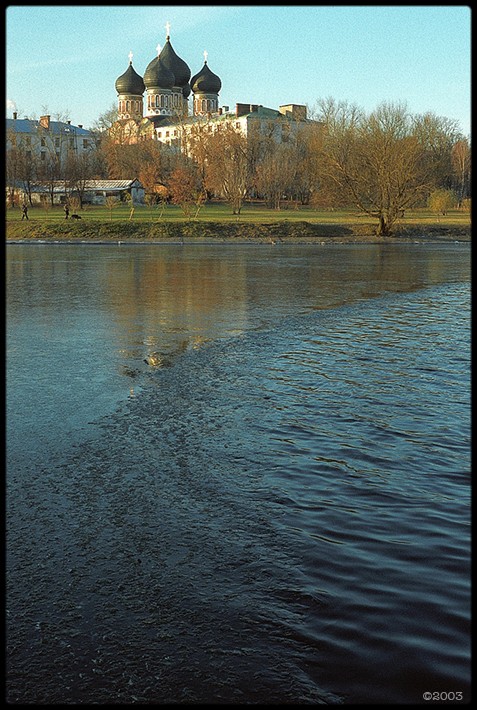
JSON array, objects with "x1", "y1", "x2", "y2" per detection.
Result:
[
  {"x1": 21, "y1": 203, "x2": 29, "y2": 220},
  {"x1": 64, "y1": 204, "x2": 70, "y2": 219}
]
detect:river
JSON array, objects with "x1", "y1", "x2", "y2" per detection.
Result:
[{"x1": 6, "y1": 242, "x2": 471, "y2": 704}]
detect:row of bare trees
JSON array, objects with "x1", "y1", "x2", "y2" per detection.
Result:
[{"x1": 7, "y1": 99, "x2": 470, "y2": 235}]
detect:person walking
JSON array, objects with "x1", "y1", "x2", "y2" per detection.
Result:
[
  {"x1": 21, "y1": 203, "x2": 29, "y2": 220},
  {"x1": 64, "y1": 204, "x2": 70, "y2": 219}
]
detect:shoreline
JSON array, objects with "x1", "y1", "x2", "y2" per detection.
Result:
[{"x1": 6, "y1": 220, "x2": 471, "y2": 244}]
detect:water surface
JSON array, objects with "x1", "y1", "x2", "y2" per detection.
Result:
[{"x1": 6, "y1": 243, "x2": 471, "y2": 704}]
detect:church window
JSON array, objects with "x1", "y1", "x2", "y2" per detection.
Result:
[{"x1": 126, "y1": 101, "x2": 130, "y2": 112}]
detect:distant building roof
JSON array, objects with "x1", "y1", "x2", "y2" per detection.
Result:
[
  {"x1": 6, "y1": 118, "x2": 93, "y2": 136},
  {"x1": 83, "y1": 179, "x2": 142, "y2": 190},
  {"x1": 8, "y1": 179, "x2": 143, "y2": 193}
]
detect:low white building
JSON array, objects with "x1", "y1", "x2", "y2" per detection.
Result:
[
  {"x1": 81, "y1": 179, "x2": 145, "y2": 205},
  {"x1": 9, "y1": 179, "x2": 145, "y2": 206}
]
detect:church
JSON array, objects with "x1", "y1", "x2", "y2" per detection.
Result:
[{"x1": 113, "y1": 24, "x2": 311, "y2": 148}]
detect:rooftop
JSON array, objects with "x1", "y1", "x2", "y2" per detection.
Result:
[{"x1": 6, "y1": 118, "x2": 93, "y2": 136}]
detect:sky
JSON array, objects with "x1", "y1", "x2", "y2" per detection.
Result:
[{"x1": 5, "y1": 4, "x2": 471, "y2": 136}]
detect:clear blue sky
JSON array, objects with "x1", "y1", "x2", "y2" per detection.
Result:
[{"x1": 6, "y1": 4, "x2": 471, "y2": 136}]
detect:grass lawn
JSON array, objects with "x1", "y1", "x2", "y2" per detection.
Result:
[{"x1": 5, "y1": 201, "x2": 471, "y2": 229}]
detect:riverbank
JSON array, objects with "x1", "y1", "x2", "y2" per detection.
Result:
[{"x1": 6, "y1": 220, "x2": 471, "y2": 243}]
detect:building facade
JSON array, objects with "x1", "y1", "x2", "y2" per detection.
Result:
[{"x1": 6, "y1": 114, "x2": 96, "y2": 164}]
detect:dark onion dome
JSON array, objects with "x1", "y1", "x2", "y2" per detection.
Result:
[
  {"x1": 182, "y1": 82, "x2": 191, "y2": 99},
  {"x1": 143, "y1": 55, "x2": 175, "y2": 89},
  {"x1": 190, "y1": 61, "x2": 222, "y2": 94},
  {"x1": 159, "y1": 37, "x2": 191, "y2": 88},
  {"x1": 115, "y1": 62, "x2": 145, "y2": 95}
]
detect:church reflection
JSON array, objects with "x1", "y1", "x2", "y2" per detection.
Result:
[
  {"x1": 103, "y1": 248, "x2": 251, "y2": 369},
  {"x1": 6, "y1": 244, "x2": 470, "y2": 382}
]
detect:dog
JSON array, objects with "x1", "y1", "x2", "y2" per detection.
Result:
[{"x1": 71, "y1": 213, "x2": 82, "y2": 220}]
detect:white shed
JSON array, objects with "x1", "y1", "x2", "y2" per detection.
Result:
[{"x1": 81, "y1": 179, "x2": 145, "y2": 205}]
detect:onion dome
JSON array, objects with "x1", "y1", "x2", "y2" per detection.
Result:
[
  {"x1": 190, "y1": 59, "x2": 222, "y2": 94},
  {"x1": 143, "y1": 55, "x2": 175, "y2": 89},
  {"x1": 159, "y1": 36, "x2": 191, "y2": 88},
  {"x1": 115, "y1": 61, "x2": 145, "y2": 95},
  {"x1": 182, "y1": 83, "x2": 191, "y2": 99}
]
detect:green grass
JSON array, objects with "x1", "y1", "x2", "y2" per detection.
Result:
[{"x1": 5, "y1": 201, "x2": 471, "y2": 228}]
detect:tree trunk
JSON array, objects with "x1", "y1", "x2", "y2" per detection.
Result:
[{"x1": 377, "y1": 214, "x2": 392, "y2": 236}]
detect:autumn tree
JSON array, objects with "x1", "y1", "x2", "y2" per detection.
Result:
[
  {"x1": 167, "y1": 162, "x2": 204, "y2": 218},
  {"x1": 428, "y1": 189, "x2": 457, "y2": 215}
]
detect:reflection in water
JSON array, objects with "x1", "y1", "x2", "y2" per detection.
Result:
[
  {"x1": 6, "y1": 243, "x2": 470, "y2": 374},
  {"x1": 6, "y1": 243, "x2": 471, "y2": 704}
]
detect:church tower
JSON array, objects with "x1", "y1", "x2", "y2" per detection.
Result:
[
  {"x1": 143, "y1": 24, "x2": 192, "y2": 123},
  {"x1": 115, "y1": 52, "x2": 145, "y2": 121},
  {"x1": 157, "y1": 23, "x2": 191, "y2": 118},
  {"x1": 144, "y1": 44, "x2": 175, "y2": 123},
  {"x1": 190, "y1": 51, "x2": 222, "y2": 117}
]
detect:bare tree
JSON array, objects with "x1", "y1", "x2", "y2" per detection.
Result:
[
  {"x1": 315, "y1": 98, "x2": 459, "y2": 235},
  {"x1": 65, "y1": 149, "x2": 100, "y2": 207},
  {"x1": 205, "y1": 124, "x2": 250, "y2": 214},
  {"x1": 254, "y1": 143, "x2": 298, "y2": 209},
  {"x1": 6, "y1": 133, "x2": 21, "y2": 207},
  {"x1": 105, "y1": 196, "x2": 120, "y2": 221},
  {"x1": 6, "y1": 128, "x2": 40, "y2": 206},
  {"x1": 90, "y1": 103, "x2": 119, "y2": 136},
  {"x1": 451, "y1": 138, "x2": 471, "y2": 206}
]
